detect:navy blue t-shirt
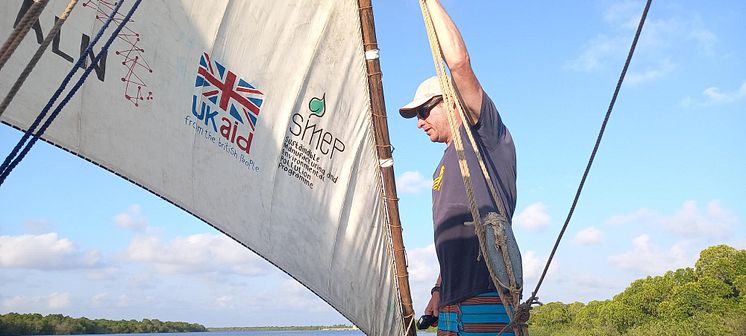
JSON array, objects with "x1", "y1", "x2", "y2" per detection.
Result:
[{"x1": 432, "y1": 92, "x2": 517, "y2": 306}]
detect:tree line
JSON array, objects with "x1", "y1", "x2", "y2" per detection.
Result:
[
  {"x1": 528, "y1": 244, "x2": 746, "y2": 335},
  {"x1": 0, "y1": 313, "x2": 207, "y2": 335}
]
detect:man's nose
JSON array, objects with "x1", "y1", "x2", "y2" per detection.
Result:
[{"x1": 416, "y1": 117, "x2": 426, "y2": 128}]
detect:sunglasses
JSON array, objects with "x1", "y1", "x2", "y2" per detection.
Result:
[{"x1": 417, "y1": 96, "x2": 443, "y2": 119}]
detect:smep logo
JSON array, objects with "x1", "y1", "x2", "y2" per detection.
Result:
[
  {"x1": 190, "y1": 52, "x2": 264, "y2": 154},
  {"x1": 288, "y1": 93, "x2": 346, "y2": 160}
]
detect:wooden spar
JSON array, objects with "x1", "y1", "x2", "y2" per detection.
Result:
[{"x1": 357, "y1": 1, "x2": 417, "y2": 335}]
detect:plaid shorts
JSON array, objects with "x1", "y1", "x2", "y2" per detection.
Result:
[{"x1": 437, "y1": 291, "x2": 514, "y2": 336}]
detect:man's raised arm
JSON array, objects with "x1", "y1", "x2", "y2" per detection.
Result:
[{"x1": 423, "y1": 0, "x2": 483, "y2": 124}]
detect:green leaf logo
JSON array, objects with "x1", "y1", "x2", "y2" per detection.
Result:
[{"x1": 309, "y1": 94, "x2": 326, "y2": 118}]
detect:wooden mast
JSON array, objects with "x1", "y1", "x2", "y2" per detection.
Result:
[{"x1": 357, "y1": 1, "x2": 417, "y2": 335}]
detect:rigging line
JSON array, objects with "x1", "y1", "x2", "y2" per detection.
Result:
[
  {"x1": 0, "y1": 0, "x2": 49, "y2": 71},
  {"x1": 0, "y1": 0, "x2": 143, "y2": 186},
  {"x1": 0, "y1": 0, "x2": 126, "y2": 178},
  {"x1": 528, "y1": 0, "x2": 653, "y2": 303},
  {"x1": 0, "y1": 0, "x2": 80, "y2": 119}
]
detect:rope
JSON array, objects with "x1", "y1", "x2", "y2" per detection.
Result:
[
  {"x1": 0, "y1": 0, "x2": 80, "y2": 119},
  {"x1": 527, "y1": 0, "x2": 653, "y2": 311},
  {"x1": 0, "y1": 0, "x2": 143, "y2": 186},
  {"x1": 0, "y1": 0, "x2": 49, "y2": 71},
  {"x1": 0, "y1": 0, "x2": 126, "y2": 180},
  {"x1": 418, "y1": 1, "x2": 524, "y2": 334}
]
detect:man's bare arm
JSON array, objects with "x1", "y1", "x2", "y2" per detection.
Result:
[{"x1": 424, "y1": 0, "x2": 483, "y2": 124}]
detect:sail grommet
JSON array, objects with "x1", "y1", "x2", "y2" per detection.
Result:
[{"x1": 365, "y1": 49, "x2": 380, "y2": 60}]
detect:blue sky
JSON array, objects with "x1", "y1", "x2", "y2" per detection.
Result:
[{"x1": 1, "y1": 0, "x2": 744, "y2": 328}]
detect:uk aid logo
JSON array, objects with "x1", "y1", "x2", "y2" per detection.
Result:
[{"x1": 187, "y1": 52, "x2": 264, "y2": 159}]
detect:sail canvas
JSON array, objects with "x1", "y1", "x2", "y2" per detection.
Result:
[{"x1": 0, "y1": 1, "x2": 403, "y2": 334}]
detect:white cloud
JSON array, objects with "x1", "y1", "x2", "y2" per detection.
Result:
[
  {"x1": 127, "y1": 272, "x2": 158, "y2": 290},
  {"x1": 574, "y1": 227, "x2": 603, "y2": 245},
  {"x1": 0, "y1": 233, "x2": 102, "y2": 270},
  {"x1": 679, "y1": 82, "x2": 746, "y2": 108},
  {"x1": 396, "y1": 171, "x2": 432, "y2": 194},
  {"x1": 689, "y1": 28, "x2": 717, "y2": 53},
  {"x1": 114, "y1": 205, "x2": 148, "y2": 231},
  {"x1": 606, "y1": 200, "x2": 738, "y2": 239},
  {"x1": 91, "y1": 293, "x2": 108, "y2": 307},
  {"x1": 89, "y1": 293, "x2": 130, "y2": 308},
  {"x1": 405, "y1": 244, "x2": 439, "y2": 311},
  {"x1": 252, "y1": 279, "x2": 329, "y2": 313},
  {"x1": 514, "y1": 202, "x2": 551, "y2": 231},
  {"x1": 606, "y1": 208, "x2": 657, "y2": 225},
  {"x1": 48, "y1": 292, "x2": 71, "y2": 309},
  {"x1": 86, "y1": 267, "x2": 119, "y2": 281},
  {"x1": 548, "y1": 272, "x2": 625, "y2": 302},
  {"x1": 661, "y1": 200, "x2": 737, "y2": 238},
  {"x1": 2, "y1": 296, "x2": 27, "y2": 311},
  {"x1": 216, "y1": 295, "x2": 234, "y2": 308},
  {"x1": 117, "y1": 294, "x2": 130, "y2": 307},
  {"x1": 23, "y1": 219, "x2": 54, "y2": 234},
  {"x1": 609, "y1": 234, "x2": 693, "y2": 275},
  {"x1": 565, "y1": 34, "x2": 626, "y2": 72},
  {"x1": 522, "y1": 250, "x2": 557, "y2": 282},
  {"x1": 407, "y1": 244, "x2": 439, "y2": 284},
  {"x1": 567, "y1": 3, "x2": 718, "y2": 82},
  {"x1": 627, "y1": 59, "x2": 675, "y2": 85},
  {"x1": 603, "y1": 0, "x2": 645, "y2": 29},
  {"x1": 2, "y1": 293, "x2": 72, "y2": 311},
  {"x1": 126, "y1": 233, "x2": 272, "y2": 276}
]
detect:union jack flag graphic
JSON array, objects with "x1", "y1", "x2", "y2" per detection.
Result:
[{"x1": 195, "y1": 52, "x2": 264, "y2": 129}]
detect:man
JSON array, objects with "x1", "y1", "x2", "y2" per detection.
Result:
[{"x1": 399, "y1": 1, "x2": 519, "y2": 335}]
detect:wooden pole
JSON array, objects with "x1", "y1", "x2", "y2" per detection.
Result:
[{"x1": 357, "y1": 1, "x2": 417, "y2": 335}]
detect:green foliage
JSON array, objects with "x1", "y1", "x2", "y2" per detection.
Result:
[
  {"x1": 527, "y1": 244, "x2": 746, "y2": 336},
  {"x1": 0, "y1": 313, "x2": 207, "y2": 335}
]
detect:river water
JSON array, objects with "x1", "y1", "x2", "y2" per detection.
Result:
[{"x1": 76, "y1": 332, "x2": 436, "y2": 336}]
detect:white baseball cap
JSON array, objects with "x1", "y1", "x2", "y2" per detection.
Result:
[{"x1": 399, "y1": 76, "x2": 443, "y2": 119}]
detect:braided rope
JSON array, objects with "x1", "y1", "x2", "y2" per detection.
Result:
[
  {"x1": 418, "y1": 2, "x2": 524, "y2": 334},
  {"x1": 0, "y1": 0, "x2": 79, "y2": 119},
  {"x1": 0, "y1": 0, "x2": 143, "y2": 185},
  {"x1": 528, "y1": 0, "x2": 653, "y2": 309},
  {"x1": 0, "y1": 0, "x2": 126, "y2": 180},
  {"x1": 0, "y1": 0, "x2": 50, "y2": 71}
]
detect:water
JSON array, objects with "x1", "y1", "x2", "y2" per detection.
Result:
[{"x1": 70, "y1": 331, "x2": 436, "y2": 336}]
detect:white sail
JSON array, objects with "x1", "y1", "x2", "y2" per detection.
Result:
[{"x1": 0, "y1": 1, "x2": 403, "y2": 334}]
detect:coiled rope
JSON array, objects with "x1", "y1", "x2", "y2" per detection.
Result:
[{"x1": 0, "y1": 0, "x2": 144, "y2": 186}]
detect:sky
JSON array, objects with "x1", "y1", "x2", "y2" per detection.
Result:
[{"x1": 1, "y1": 0, "x2": 745, "y2": 329}]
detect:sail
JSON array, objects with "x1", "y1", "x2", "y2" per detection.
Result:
[{"x1": 0, "y1": 1, "x2": 404, "y2": 334}]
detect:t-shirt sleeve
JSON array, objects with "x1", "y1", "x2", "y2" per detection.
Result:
[{"x1": 473, "y1": 92, "x2": 507, "y2": 146}]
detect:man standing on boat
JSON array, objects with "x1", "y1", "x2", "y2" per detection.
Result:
[{"x1": 399, "y1": 0, "x2": 520, "y2": 335}]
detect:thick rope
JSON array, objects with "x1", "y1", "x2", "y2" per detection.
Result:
[
  {"x1": 0, "y1": 0, "x2": 50, "y2": 71},
  {"x1": 0, "y1": 0, "x2": 143, "y2": 186},
  {"x1": 0, "y1": 0, "x2": 80, "y2": 119},
  {"x1": 0, "y1": 0, "x2": 125, "y2": 180},
  {"x1": 528, "y1": 0, "x2": 653, "y2": 310},
  {"x1": 418, "y1": 2, "x2": 524, "y2": 334}
]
